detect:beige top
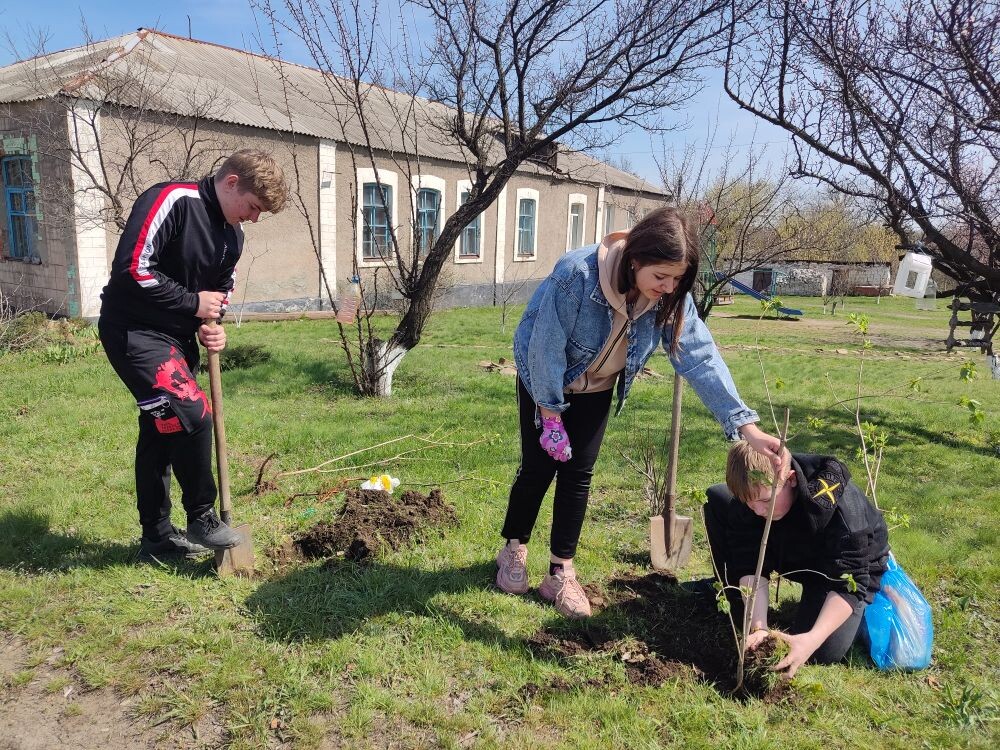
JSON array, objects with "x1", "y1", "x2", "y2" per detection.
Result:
[{"x1": 565, "y1": 232, "x2": 654, "y2": 394}]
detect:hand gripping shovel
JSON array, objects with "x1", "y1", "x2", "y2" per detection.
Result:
[
  {"x1": 649, "y1": 372, "x2": 693, "y2": 572},
  {"x1": 206, "y1": 322, "x2": 255, "y2": 576}
]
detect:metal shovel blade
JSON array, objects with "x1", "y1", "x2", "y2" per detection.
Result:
[
  {"x1": 665, "y1": 512, "x2": 693, "y2": 571},
  {"x1": 214, "y1": 523, "x2": 255, "y2": 577},
  {"x1": 650, "y1": 509, "x2": 693, "y2": 572}
]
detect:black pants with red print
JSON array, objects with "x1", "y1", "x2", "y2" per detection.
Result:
[{"x1": 99, "y1": 323, "x2": 216, "y2": 542}]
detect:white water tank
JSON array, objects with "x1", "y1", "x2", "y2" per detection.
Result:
[{"x1": 892, "y1": 252, "x2": 933, "y2": 298}]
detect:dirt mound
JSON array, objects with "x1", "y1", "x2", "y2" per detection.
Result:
[
  {"x1": 293, "y1": 488, "x2": 456, "y2": 562},
  {"x1": 526, "y1": 572, "x2": 792, "y2": 700}
]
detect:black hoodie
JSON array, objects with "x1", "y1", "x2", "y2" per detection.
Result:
[
  {"x1": 718, "y1": 453, "x2": 890, "y2": 604},
  {"x1": 99, "y1": 175, "x2": 243, "y2": 337}
]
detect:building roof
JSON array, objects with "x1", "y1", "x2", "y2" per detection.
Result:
[{"x1": 0, "y1": 29, "x2": 667, "y2": 196}]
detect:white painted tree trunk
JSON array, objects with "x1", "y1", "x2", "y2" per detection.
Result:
[
  {"x1": 363, "y1": 340, "x2": 409, "y2": 397},
  {"x1": 988, "y1": 354, "x2": 1000, "y2": 380}
]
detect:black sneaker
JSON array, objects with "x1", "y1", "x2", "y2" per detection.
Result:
[
  {"x1": 139, "y1": 525, "x2": 212, "y2": 561},
  {"x1": 186, "y1": 509, "x2": 243, "y2": 550}
]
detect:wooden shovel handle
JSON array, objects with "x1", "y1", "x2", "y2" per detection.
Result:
[
  {"x1": 205, "y1": 319, "x2": 232, "y2": 525},
  {"x1": 664, "y1": 372, "x2": 683, "y2": 518}
]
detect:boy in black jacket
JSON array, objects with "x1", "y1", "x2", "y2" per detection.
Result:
[
  {"x1": 703, "y1": 441, "x2": 890, "y2": 677},
  {"x1": 99, "y1": 150, "x2": 287, "y2": 561}
]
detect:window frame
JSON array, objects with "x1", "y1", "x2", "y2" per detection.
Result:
[
  {"x1": 455, "y1": 180, "x2": 483, "y2": 263},
  {"x1": 2, "y1": 155, "x2": 38, "y2": 261},
  {"x1": 410, "y1": 174, "x2": 445, "y2": 259},
  {"x1": 566, "y1": 192, "x2": 587, "y2": 251},
  {"x1": 514, "y1": 187, "x2": 539, "y2": 261},
  {"x1": 603, "y1": 202, "x2": 616, "y2": 237},
  {"x1": 356, "y1": 167, "x2": 398, "y2": 267},
  {"x1": 415, "y1": 187, "x2": 441, "y2": 257}
]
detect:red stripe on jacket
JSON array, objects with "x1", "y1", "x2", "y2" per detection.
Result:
[{"x1": 129, "y1": 183, "x2": 200, "y2": 285}]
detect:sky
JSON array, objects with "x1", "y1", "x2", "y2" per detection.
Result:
[{"x1": 0, "y1": 1, "x2": 794, "y2": 188}]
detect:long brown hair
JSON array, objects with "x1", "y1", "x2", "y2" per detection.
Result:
[{"x1": 616, "y1": 207, "x2": 700, "y2": 353}]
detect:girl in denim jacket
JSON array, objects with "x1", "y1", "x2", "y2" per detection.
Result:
[{"x1": 497, "y1": 207, "x2": 782, "y2": 618}]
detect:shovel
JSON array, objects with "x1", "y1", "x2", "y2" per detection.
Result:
[
  {"x1": 206, "y1": 321, "x2": 255, "y2": 576},
  {"x1": 649, "y1": 372, "x2": 693, "y2": 572}
]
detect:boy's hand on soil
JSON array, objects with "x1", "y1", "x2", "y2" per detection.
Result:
[
  {"x1": 539, "y1": 415, "x2": 572, "y2": 462},
  {"x1": 197, "y1": 291, "x2": 227, "y2": 319},
  {"x1": 745, "y1": 629, "x2": 770, "y2": 652},
  {"x1": 198, "y1": 323, "x2": 227, "y2": 352},
  {"x1": 771, "y1": 631, "x2": 820, "y2": 678}
]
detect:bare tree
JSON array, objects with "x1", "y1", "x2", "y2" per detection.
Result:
[
  {"x1": 724, "y1": 0, "x2": 1000, "y2": 367},
  {"x1": 256, "y1": 0, "x2": 736, "y2": 396},
  {"x1": 662, "y1": 137, "x2": 877, "y2": 318}
]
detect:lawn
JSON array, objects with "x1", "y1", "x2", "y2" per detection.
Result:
[{"x1": 0, "y1": 295, "x2": 997, "y2": 749}]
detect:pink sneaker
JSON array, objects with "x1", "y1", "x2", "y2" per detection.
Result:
[
  {"x1": 539, "y1": 566, "x2": 592, "y2": 618},
  {"x1": 496, "y1": 542, "x2": 529, "y2": 594}
]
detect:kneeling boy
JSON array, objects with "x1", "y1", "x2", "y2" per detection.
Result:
[{"x1": 703, "y1": 442, "x2": 889, "y2": 677}]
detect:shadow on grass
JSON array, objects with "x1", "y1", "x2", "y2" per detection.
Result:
[
  {"x1": 787, "y1": 403, "x2": 998, "y2": 461},
  {"x1": 719, "y1": 314, "x2": 801, "y2": 322},
  {"x1": 0, "y1": 508, "x2": 214, "y2": 578},
  {"x1": 247, "y1": 559, "x2": 519, "y2": 649}
]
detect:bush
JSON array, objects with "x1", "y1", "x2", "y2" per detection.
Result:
[
  {"x1": 0, "y1": 311, "x2": 50, "y2": 353},
  {"x1": 205, "y1": 343, "x2": 272, "y2": 372},
  {"x1": 1, "y1": 311, "x2": 101, "y2": 361}
]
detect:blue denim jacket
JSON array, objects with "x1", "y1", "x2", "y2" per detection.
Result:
[{"x1": 512, "y1": 245, "x2": 759, "y2": 439}]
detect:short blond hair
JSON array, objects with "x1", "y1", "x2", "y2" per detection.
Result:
[
  {"x1": 217, "y1": 149, "x2": 288, "y2": 213},
  {"x1": 726, "y1": 440, "x2": 789, "y2": 503}
]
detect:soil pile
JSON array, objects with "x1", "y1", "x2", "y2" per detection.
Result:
[{"x1": 293, "y1": 488, "x2": 456, "y2": 562}]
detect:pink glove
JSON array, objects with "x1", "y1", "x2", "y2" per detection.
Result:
[{"x1": 540, "y1": 415, "x2": 572, "y2": 462}]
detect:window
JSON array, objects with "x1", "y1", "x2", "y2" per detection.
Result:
[
  {"x1": 514, "y1": 187, "x2": 539, "y2": 260},
  {"x1": 566, "y1": 193, "x2": 587, "y2": 251},
  {"x1": 569, "y1": 203, "x2": 584, "y2": 248},
  {"x1": 2, "y1": 156, "x2": 37, "y2": 260},
  {"x1": 362, "y1": 182, "x2": 392, "y2": 259},
  {"x1": 459, "y1": 189, "x2": 481, "y2": 258},
  {"x1": 517, "y1": 200, "x2": 536, "y2": 255},
  {"x1": 603, "y1": 203, "x2": 615, "y2": 236},
  {"x1": 415, "y1": 187, "x2": 441, "y2": 256}
]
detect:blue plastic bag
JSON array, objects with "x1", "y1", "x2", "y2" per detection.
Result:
[{"x1": 861, "y1": 553, "x2": 933, "y2": 670}]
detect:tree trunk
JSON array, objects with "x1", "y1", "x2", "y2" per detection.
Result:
[
  {"x1": 362, "y1": 338, "x2": 409, "y2": 397},
  {"x1": 988, "y1": 355, "x2": 1000, "y2": 381}
]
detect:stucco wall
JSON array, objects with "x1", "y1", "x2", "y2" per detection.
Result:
[
  {"x1": 95, "y1": 113, "x2": 321, "y2": 315},
  {"x1": 7, "y1": 100, "x2": 668, "y2": 317}
]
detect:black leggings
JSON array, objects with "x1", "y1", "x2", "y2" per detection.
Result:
[
  {"x1": 500, "y1": 378, "x2": 613, "y2": 559},
  {"x1": 703, "y1": 484, "x2": 866, "y2": 664},
  {"x1": 99, "y1": 323, "x2": 217, "y2": 541}
]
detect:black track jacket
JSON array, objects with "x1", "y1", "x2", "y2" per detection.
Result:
[{"x1": 100, "y1": 175, "x2": 243, "y2": 337}]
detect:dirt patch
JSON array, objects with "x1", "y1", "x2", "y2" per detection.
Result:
[
  {"x1": 0, "y1": 635, "x2": 224, "y2": 749},
  {"x1": 526, "y1": 572, "x2": 792, "y2": 700},
  {"x1": 293, "y1": 488, "x2": 456, "y2": 562}
]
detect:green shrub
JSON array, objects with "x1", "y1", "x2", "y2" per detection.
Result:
[{"x1": 207, "y1": 343, "x2": 272, "y2": 371}]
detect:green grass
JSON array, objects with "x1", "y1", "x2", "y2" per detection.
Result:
[{"x1": 1, "y1": 295, "x2": 998, "y2": 748}]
